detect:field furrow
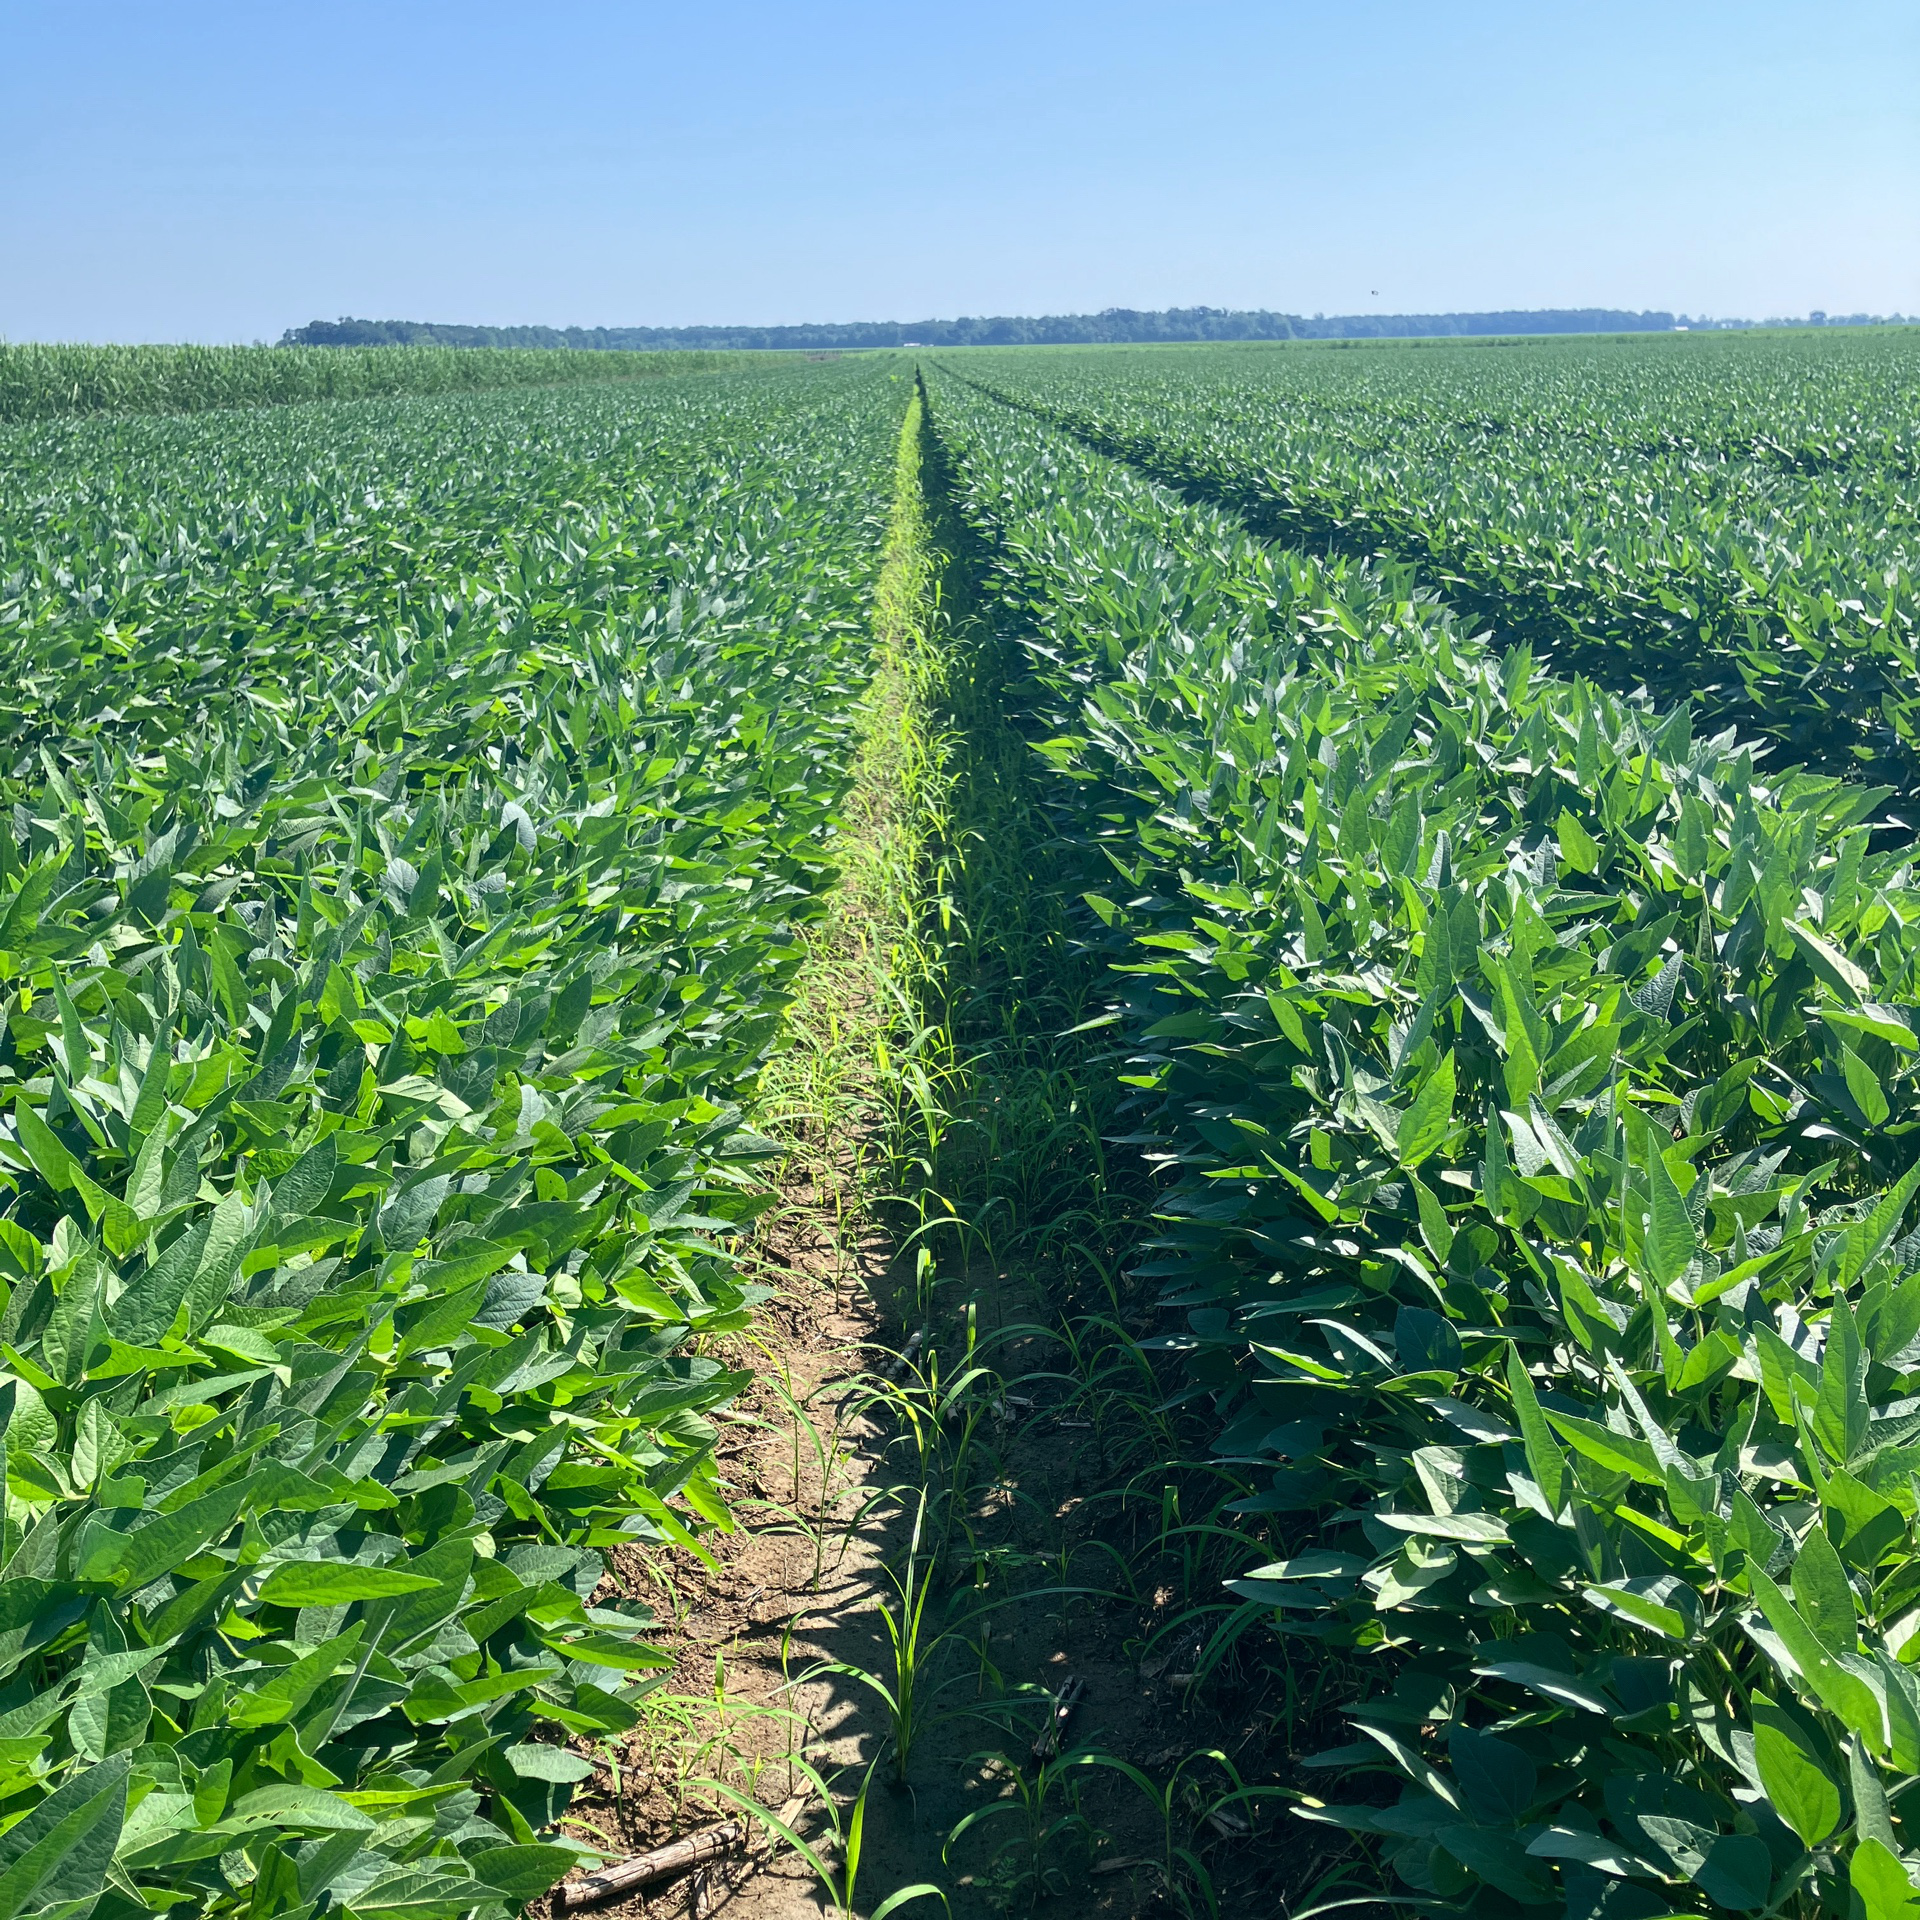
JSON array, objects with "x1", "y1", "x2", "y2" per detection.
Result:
[{"x1": 947, "y1": 342, "x2": 1920, "y2": 799}]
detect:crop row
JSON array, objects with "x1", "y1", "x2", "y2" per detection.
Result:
[
  {"x1": 0, "y1": 344, "x2": 745, "y2": 426},
  {"x1": 952, "y1": 341, "x2": 1920, "y2": 796},
  {"x1": 0, "y1": 367, "x2": 901, "y2": 1918},
  {"x1": 924, "y1": 360, "x2": 1920, "y2": 1920}
]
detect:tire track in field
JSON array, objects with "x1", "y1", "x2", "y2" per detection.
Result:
[{"x1": 944, "y1": 364, "x2": 1920, "y2": 807}]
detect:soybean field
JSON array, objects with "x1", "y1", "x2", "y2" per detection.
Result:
[
  {"x1": 5, "y1": 327, "x2": 1920, "y2": 1920},
  {"x1": 0, "y1": 362, "x2": 900, "y2": 1920}
]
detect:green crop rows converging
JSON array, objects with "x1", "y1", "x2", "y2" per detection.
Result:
[
  {"x1": 954, "y1": 333, "x2": 1920, "y2": 797},
  {"x1": 8, "y1": 326, "x2": 1920, "y2": 1920}
]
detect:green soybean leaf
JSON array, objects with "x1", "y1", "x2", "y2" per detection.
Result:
[
  {"x1": 1694, "y1": 1833, "x2": 1771, "y2": 1913},
  {"x1": 1750, "y1": 1691, "x2": 1840, "y2": 1846},
  {"x1": 1791, "y1": 1524, "x2": 1858, "y2": 1655},
  {"x1": 227, "y1": 1627, "x2": 364, "y2": 1729},
  {"x1": 1506, "y1": 1348, "x2": 1569, "y2": 1515},
  {"x1": 255, "y1": 1562, "x2": 442, "y2": 1606},
  {"x1": 1643, "y1": 1142, "x2": 1698, "y2": 1289},
  {"x1": 1555, "y1": 809, "x2": 1600, "y2": 875},
  {"x1": 0, "y1": 1751, "x2": 128, "y2": 1920},
  {"x1": 1447, "y1": 1725, "x2": 1536, "y2": 1826},
  {"x1": 1396, "y1": 1051, "x2": 1456, "y2": 1168},
  {"x1": 1852, "y1": 1839, "x2": 1920, "y2": 1920},
  {"x1": 469, "y1": 1846, "x2": 579, "y2": 1900}
]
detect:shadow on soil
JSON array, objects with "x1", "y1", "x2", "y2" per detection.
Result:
[{"x1": 553, "y1": 385, "x2": 1375, "y2": 1920}]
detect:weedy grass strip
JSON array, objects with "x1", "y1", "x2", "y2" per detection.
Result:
[
  {"x1": 760, "y1": 379, "x2": 951, "y2": 1182},
  {"x1": 680, "y1": 381, "x2": 972, "y2": 1918}
]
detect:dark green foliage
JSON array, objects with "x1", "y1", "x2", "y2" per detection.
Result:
[
  {"x1": 281, "y1": 311, "x2": 1710, "y2": 353},
  {"x1": 923, "y1": 352, "x2": 1920, "y2": 1919}
]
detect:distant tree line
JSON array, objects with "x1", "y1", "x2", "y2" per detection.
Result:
[{"x1": 281, "y1": 306, "x2": 1910, "y2": 352}]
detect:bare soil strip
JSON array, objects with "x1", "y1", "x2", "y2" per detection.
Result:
[{"x1": 547, "y1": 382, "x2": 1350, "y2": 1920}]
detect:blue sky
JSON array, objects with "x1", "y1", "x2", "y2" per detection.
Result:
[{"x1": 3, "y1": 0, "x2": 1913, "y2": 342}]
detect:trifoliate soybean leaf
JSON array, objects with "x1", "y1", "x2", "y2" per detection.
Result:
[
  {"x1": 1785, "y1": 920, "x2": 1872, "y2": 1002},
  {"x1": 469, "y1": 1846, "x2": 579, "y2": 1901},
  {"x1": 64, "y1": 1645, "x2": 169, "y2": 1703},
  {"x1": 1393, "y1": 1306, "x2": 1461, "y2": 1374},
  {"x1": 504, "y1": 1744, "x2": 595, "y2": 1783},
  {"x1": 266, "y1": 1135, "x2": 338, "y2": 1223},
  {"x1": 0, "y1": 1749, "x2": 128, "y2": 1918},
  {"x1": 1628, "y1": 952, "x2": 1683, "y2": 1023},
  {"x1": 1835, "y1": 1158, "x2": 1920, "y2": 1290},
  {"x1": 1853, "y1": 1839, "x2": 1920, "y2": 1920},
  {"x1": 1232, "y1": 1552, "x2": 1370, "y2": 1583},
  {"x1": 1583, "y1": 1579, "x2": 1694, "y2": 1642},
  {"x1": 1377, "y1": 1511, "x2": 1508, "y2": 1543},
  {"x1": 1425, "y1": 1396, "x2": 1514, "y2": 1444},
  {"x1": 1790, "y1": 1524, "x2": 1858, "y2": 1654},
  {"x1": 220, "y1": 1787, "x2": 376, "y2": 1834},
  {"x1": 11, "y1": 1105, "x2": 77, "y2": 1193},
  {"x1": 1821, "y1": 1466, "x2": 1903, "y2": 1570},
  {"x1": 1555, "y1": 809, "x2": 1600, "y2": 875},
  {"x1": 1524, "y1": 1826, "x2": 1651, "y2": 1875},
  {"x1": 541, "y1": 1631, "x2": 673, "y2": 1671},
  {"x1": 1447, "y1": 1725, "x2": 1537, "y2": 1826},
  {"x1": 1472, "y1": 1661, "x2": 1615, "y2": 1716},
  {"x1": 227, "y1": 1626, "x2": 364, "y2": 1728},
  {"x1": 79, "y1": 1483, "x2": 249, "y2": 1591},
  {"x1": 1824, "y1": 1003, "x2": 1918, "y2": 1049},
  {"x1": 1505, "y1": 1349, "x2": 1568, "y2": 1516},
  {"x1": 1693, "y1": 1833, "x2": 1772, "y2": 1913},
  {"x1": 1634, "y1": 1812, "x2": 1714, "y2": 1877},
  {"x1": 1434, "y1": 1824, "x2": 1552, "y2": 1902},
  {"x1": 474, "y1": 1268, "x2": 547, "y2": 1332},
  {"x1": 1643, "y1": 1141, "x2": 1698, "y2": 1289},
  {"x1": 1813, "y1": 1300, "x2": 1870, "y2": 1468},
  {"x1": 1745, "y1": 1566, "x2": 1883, "y2": 1743},
  {"x1": 1543, "y1": 1412, "x2": 1662, "y2": 1485},
  {"x1": 0, "y1": 860, "x2": 64, "y2": 958},
  {"x1": 1851, "y1": 1735, "x2": 1898, "y2": 1850},
  {"x1": 1842, "y1": 1043, "x2": 1893, "y2": 1126},
  {"x1": 1372, "y1": 1541, "x2": 1457, "y2": 1609},
  {"x1": 412, "y1": 1242, "x2": 515, "y2": 1295},
  {"x1": 1879, "y1": 1652, "x2": 1920, "y2": 1774},
  {"x1": 375, "y1": 1173, "x2": 451, "y2": 1253},
  {"x1": 0, "y1": 1376, "x2": 57, "y2": 1458}
]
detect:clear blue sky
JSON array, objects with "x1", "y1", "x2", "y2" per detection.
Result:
[{"x1": 3, "y1": 0, "x2": 1913, "y2": 342}]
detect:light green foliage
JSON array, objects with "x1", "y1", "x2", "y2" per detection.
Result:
[
  {"x1": 922, "y1": 342, "x2": 1920, "y2": 1919},
  {"x1": 959, "y1": 330, "x2": 1920, "y2": 794},
  {"x1": 0, "y1": 344, "x2": 744, "y2": 424},
  {"x1": 0, "y1": 364, "x2": 900, "y2": 1915}
]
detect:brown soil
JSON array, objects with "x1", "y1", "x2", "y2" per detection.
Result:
[
  {"x1": 537, "y1": 467, "x2": 1357, "y2": 1912},
  {"x1": 538, "y1": 1150, "x2": 1352, "y2": 1920}
]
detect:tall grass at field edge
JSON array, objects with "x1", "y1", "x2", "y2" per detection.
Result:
[{"x1": 0, "y1": 342, "x2": 749, "y2": 423}]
